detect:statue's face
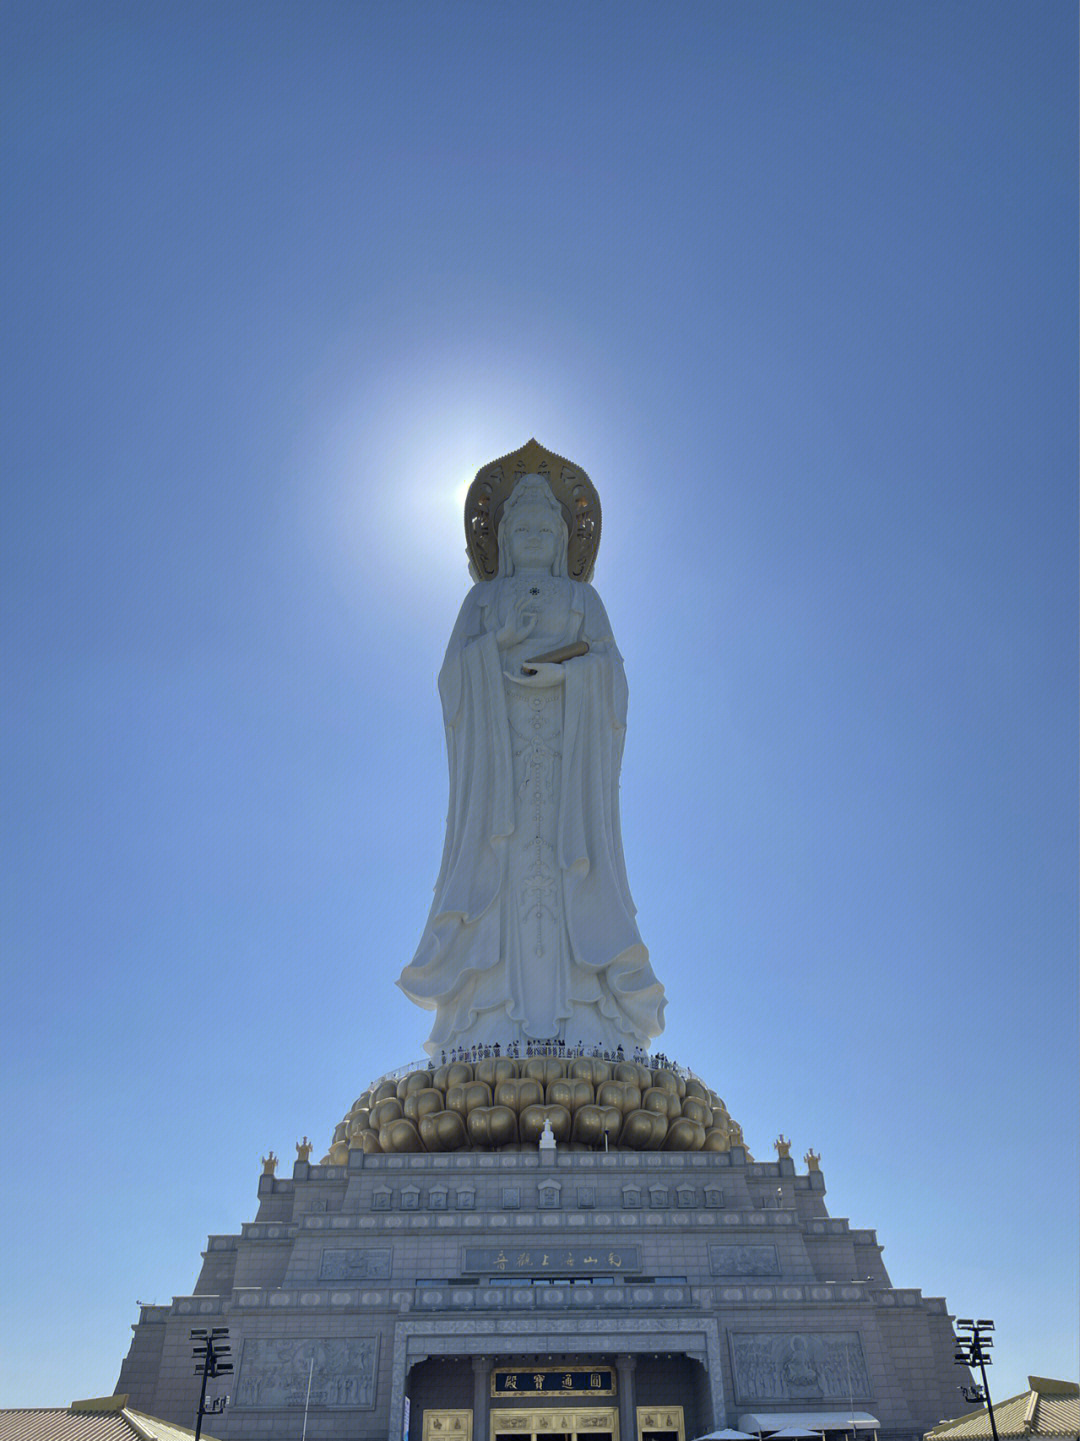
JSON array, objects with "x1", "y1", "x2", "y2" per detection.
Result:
[{"x1": 508, "y1": 502, "x2": 559, "y2": 571}]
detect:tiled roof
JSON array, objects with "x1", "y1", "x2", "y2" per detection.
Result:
[
  {"x1": 0, "y1": 1410, "x2": 133, "y2": 1441},
  {"x1": 0, "y1": 1399, "x2": 221, "y2": 1441},
  {"x1": 926, "y1": 1376, "x2": 1080, "y2": 1439}
]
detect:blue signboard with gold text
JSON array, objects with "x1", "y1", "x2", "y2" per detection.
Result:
[{"x1": 491, "y1": 1368, "x2": 615, "y2": 1397}]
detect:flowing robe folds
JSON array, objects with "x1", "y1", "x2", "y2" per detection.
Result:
[{"x1": 398, "y1": 577, "x2": 666, "y2": 1055}]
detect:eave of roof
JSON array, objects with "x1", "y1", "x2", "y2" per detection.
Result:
[
  {"x1": 926, "y1": 1383, "x2": 1080, "y2": 1440},
  {"x1": 0, "y1": 1402, "x2": 222, "y2": 1441}
]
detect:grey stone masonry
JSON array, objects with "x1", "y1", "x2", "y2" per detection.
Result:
[{"x1": 117, "y1": 1147, "x2": 966, "y2": 1441}]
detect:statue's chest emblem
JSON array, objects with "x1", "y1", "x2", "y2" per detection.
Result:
[{"x1": 506, "y1": 579, "x2": 571, "y2": 639}]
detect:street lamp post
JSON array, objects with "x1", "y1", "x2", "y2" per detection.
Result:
[
  {"x1": 191, "y1": 1327, "x2": 233, "y2": 1441},
  {"x1": 953, "y1": 1318, "x2": 999, "y2": 1441}
]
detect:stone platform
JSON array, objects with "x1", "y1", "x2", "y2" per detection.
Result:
[{"x1": 117, "y1": 1137, "x2": 963, "y2": 1440}]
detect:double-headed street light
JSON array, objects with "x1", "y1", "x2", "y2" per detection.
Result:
[
  {"x1": 191, "y1": 1327, "x2": 233, "y2": 1441},
  {"x1": 954, "y1": 1318, "x2": 999, "y2": 1441}
]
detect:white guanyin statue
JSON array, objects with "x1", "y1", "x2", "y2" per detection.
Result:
[{"x1": 397, "y1": 441, "x2": 666, "y2": 1056}]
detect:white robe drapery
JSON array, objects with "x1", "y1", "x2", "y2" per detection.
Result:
[{"x1": 398, "y1": 578, "x2": 666, "y2": 1055}]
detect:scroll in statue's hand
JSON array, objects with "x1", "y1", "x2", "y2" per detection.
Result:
[
  {"x1": 505, "y1": 662, "x2": 566, "y2": 688},
  {"x1": 521, "y1": 641, "x2": 589, "y2": 670}
]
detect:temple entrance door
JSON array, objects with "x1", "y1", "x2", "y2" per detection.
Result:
[
  {"x1": 422, "y1": 1411, "x2": 472, "y2": 1441},
  {"x1": 635, "y1": 1406, "x2": 685, "y2": 1441},
  {"x1": 489, "y1": 1404, "x2": 619, "y2": 1440}
]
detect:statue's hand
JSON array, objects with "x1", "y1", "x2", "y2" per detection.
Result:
[
  {"x1": 506, "y1": 662, "x2": 566, "y2": 688},
  {"x1": 496, "y1": 595, "x2": 539, "y2": 649}
]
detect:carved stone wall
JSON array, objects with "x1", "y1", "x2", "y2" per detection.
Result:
[
  {"x1": 729, "y1": 1329, "x2": 870, "y2": 1403},
  {"x1": 234, "y1": 1336, "x2": 378, "y2": 1409},
  {"x1": 318, "y1": 1247, "x2": 392, "y2": 1280},
  {"x1": 708, "y1": 1243, "x2": 780, "y2": 1277}
]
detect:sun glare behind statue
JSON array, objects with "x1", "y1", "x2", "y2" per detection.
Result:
[
  {"x1": 310, "y1": 397, "x2": 483, "y2": 631},
  {"x1": 308, "y1": 361, "x2": 600, "y2": 639}
]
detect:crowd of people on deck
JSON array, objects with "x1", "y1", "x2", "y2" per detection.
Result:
[
  {"x1": 366, "y1": 1040, "x2": 694, "y2": 1096},
  {"x1": 426, "y1": 1038, "x2": 683, "y2": 1072}
]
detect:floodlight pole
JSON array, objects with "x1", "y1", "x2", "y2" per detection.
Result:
[
  {"x1": 972, "y1": 1343, "x2": 999, "y2": 1441},
  {"x1": 193, "y1": 1347, "x2": 211, "y2": 1441},
  {"x1": 191, "y1": 1327, "x2": 232, "y2": 1441},
  {"x1": 954, "y1": 1319, "x2": 999, "y2": 1441}
]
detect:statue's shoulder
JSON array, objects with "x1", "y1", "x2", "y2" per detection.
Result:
[
  {"x1": 451, "y1": 581, "x2": 501, "y2": 635},
  {"x1": 472, "y1": 580, "x2": 501, "y2": 611},
  {"x1": 573, "y1": 579, "x2": 608, "y2": 614},
  {"x1": 572, "y1": 580, "x2": 618, "y2": 645},
  {"x1": 457, "y1": 580, "x2": 493, "y2": 609}
]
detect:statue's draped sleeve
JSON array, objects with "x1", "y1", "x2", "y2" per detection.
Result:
[
  {"x1": 398, "y1": 585, "x2": 511, "y2": 1010},
  {"x1": 559, "y1": 586, "x2": 663, "y2": 1037}
]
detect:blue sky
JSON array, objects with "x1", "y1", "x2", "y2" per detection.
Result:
[{"x1": 2, "y1": 0, "x2": 1076, "y2": 1408}]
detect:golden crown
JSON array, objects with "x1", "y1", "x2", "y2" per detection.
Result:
[{"x1": 464, "y1": 439, "x2": 601, "y2": 582}]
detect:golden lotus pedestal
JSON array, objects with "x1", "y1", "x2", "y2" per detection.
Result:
[{"x1": 324, "y1": 1056, "x2": 748, "y2": 1162}]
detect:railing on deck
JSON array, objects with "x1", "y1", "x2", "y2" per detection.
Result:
[{"x1": 365, "y1": 1043, "x2": 703, "y2": 1095}]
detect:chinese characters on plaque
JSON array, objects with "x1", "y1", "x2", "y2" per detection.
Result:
[
  {"x1": 463, "y1": 1246, "x2": 640, "y2": 1275},
  {"x1": 491, "y1": 1369, "x2": 615, "y2": 1397}
]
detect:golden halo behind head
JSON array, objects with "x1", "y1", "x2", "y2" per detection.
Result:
[{"x1": 465, "y1": 439, "x2": 601, "y2": 582}]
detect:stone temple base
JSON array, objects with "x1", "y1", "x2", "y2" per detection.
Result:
[{"x1": 116, "y1": 1141, "x2": 964, "y2": 1439}]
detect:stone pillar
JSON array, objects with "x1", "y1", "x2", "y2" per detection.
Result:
[
  {"x1": 616, "y1": 1353, "x2": 636, "y2": 1441},
  {"x1": 472, "y1": 1354, "x2": 492, "y2": 1441}
]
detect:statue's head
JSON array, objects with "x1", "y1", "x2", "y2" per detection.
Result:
[
  {"x1": 497, "y1": 475, "x2": 569, "y2": 577},
  {"x1": 465, "y1": 440, "x2": 600, "y2": 582}
]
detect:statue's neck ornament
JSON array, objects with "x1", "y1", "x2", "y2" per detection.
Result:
[{"x1": 465, "y1": 438, "x2": 601, "y2": 582}]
